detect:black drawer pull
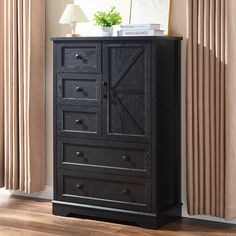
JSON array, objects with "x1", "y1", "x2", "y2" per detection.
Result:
[
  {"x1": 75, "y1": 54, "x2": 84, "y2": 60},
  {"x1": 122, "y1": 189, "x2": 130, "y2": 195},
  {"x1": 75, "y1": 119, "x2": 83, "y2": 125},
  {"x1": 76, "y1": 86, "x2": 84, "y2": 92},
  {"x1": 76, "y1": 184, "x2": 84, "y2": 190},
  {"x1": 76, "y1": 152, "x2": 83, "y2": 158},
  {"x1": 122, "y1": 155, "x2": 129, "y2": 162},
  {"x1": 75, "y1": 54, "x2": 88, "y2": 64},
  {"x1": 102, "y1": 82, "x2": 108, "y2": 99}
]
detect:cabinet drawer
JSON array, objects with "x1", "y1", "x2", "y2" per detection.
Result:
[
  {"x1": 57, "y1": 106, "x2": 101, "y2": 138},
  {"x1": 57, "y1": 74, "x2": 101, "y2": 106},
  {"x1": 57, "y1": 139, "x2": 151, "y2": 175},
  {"x1": 57, "y1": 170, "x2": 152, "y2": 212},
  {"x1": 57, "y1": 43, "x2": 101, "y2": 73}
]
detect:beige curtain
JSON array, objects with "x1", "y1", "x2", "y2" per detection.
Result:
[
  {"x1": 225, "y1": 0, "x2": 236, "y2": 220},
  {"x1": 0, "y1": 0, "x2": 4, "y2": 188},
  {"x1": 187, "y1": 0, "x2": 236, "y2": 219},
  {"x1": 0, "y1": 0, "x2": 45, "y2": 193}
]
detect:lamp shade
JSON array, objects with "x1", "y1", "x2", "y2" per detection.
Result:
[{"x1": 59, "y1": 4, "x2": 88, "y2": 24}]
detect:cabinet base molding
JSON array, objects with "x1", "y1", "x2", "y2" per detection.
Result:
[{"x1": 52, "y1": 201, "x2": 182, "y2": 229}]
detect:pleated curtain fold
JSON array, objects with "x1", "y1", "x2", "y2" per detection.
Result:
[
  {"x1": 0, "y1": 0, "x2": 45, "y2": 193},
  {"x1": 0, "y1": 0, "x2": 4, "y2": 188},
  {"x1": 186, "y1": 0, "x2": 236, "y2": 219},
  {"x1": 225, "y1": 0, "x2": 236, "y2": 220}
]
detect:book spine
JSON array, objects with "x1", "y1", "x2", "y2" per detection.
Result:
[
  {"x1": 120, "y1": 24, "x2": 161, "y2": 30},
  {"x1": 118, "y1": 30, "x2": 164, "y2": 36}
]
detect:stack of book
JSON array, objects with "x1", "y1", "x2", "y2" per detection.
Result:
[{"x1": 118, "y1": 24, "x2": 164, "y2": 36}]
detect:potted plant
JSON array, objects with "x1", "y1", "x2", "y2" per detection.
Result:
[{"x1": 94, "y1": 6, "x2": 122, "y2": 36}]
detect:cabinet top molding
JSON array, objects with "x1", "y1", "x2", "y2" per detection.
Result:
[{"x1": 51, "y1": 36, "x2": 183, "y2": 42}]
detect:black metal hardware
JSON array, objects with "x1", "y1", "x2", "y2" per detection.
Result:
[
  {"x1": 102, "y1": 82, "x2": 108, "y2": 99},
  {"x1": 75, "y1": 54, "x2": 84, "y2": 60},
  {"x1": 75, "y1": 119, "x2": 83, "y2": 125},
  {"x1": 76, "y1": 86, "x2": 84, "y2": 92},
  {"x1": 76, "y1": 152, "x2": 83, "y2": 158},
  {"x1": 122, "y1": 189, "x2": 129, "y2": 195},
  {"x1": 122, "y1": 155, "x2": 129, "y2": 162},
  {"x1": 76, "y1": 184, "x2": 84, "y2": 190}
]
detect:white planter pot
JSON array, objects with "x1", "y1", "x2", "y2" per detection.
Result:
[{"x1": 101, "y1": 27, "x2": 113, "y2": 36}]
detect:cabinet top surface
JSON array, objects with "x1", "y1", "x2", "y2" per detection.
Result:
[{"x1": 51, "y1": 36, "x2": 182, "y2": 42}]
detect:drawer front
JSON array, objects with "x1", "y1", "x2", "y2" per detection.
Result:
[
  {"x1": 57, "y1": 74, "x2": 101, "y2": 106},
  {"x1": 57, "y1": 138, "x2": 151, "y2": 175},
  {"x1": 57, "y1": 170, "x2": 152, "y2": 212},
  {"x1": 57, "y1": 106, "x2": 101, "y2": 138},
  {"x1": 57, "y1": 43, "x2": 101, "y2": 73}
]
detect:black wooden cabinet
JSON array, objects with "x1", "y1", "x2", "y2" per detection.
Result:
[{"x1": 52, "y1": 36, "x2": 182, "y2": 229}]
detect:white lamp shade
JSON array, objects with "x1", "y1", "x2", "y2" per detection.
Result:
[{"x1": 59, "y1": 4, "x2": 88, "y2": 24}]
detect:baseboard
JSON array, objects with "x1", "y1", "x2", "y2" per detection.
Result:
[
  {"x1": 182, "y1": 201, "x2": 236, "y2": 225},
  {"x1": 10, "y1": 185, "x2": 53, "y2": 200}
]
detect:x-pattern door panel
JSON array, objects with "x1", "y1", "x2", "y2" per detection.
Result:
[{"x1": 103, "y1": 43, "x2": 152, "y2": 143}]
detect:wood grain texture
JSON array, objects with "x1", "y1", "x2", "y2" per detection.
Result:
[
  {"x1": 0, "y1": 197, "x2": 236, "y2": 235},
  {"x1": 52, "y1": 37, "x2": 183, "y2": 228}
]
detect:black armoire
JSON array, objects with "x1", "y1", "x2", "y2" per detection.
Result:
[{"x1": 52, "y1": 36, "x2": 182, "y2": 229}]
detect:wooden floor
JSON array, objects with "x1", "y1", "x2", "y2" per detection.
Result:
[{"x1": 0, "y1": 196, "x2": 236, "y2": 235}]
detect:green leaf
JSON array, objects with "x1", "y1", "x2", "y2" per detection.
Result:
[{"x1": 93, "y1": 6, "x2": 122, "y2": 27}]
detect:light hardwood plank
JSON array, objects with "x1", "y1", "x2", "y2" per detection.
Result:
[{"x1": 0, "y1": 196, "x2": 236, "y2": 235}]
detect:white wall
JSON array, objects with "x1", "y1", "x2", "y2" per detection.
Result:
[
  {"x1": 20, "y1": 0, "x2": 236, "y2": 225},
  {"x1": 74, "y1": 0, "x2": 131, "y2": 36}
]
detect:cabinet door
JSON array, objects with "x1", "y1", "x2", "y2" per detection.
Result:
[{"x1": 103, "y1": 42, "x2": 152, "y2": 143}]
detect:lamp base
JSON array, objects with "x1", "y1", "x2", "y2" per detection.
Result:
[{"x1": 66, "y1": 33, "x2": 80, "y2": 37}]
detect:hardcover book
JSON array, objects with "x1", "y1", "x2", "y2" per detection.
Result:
[
  {"x1": 120, "y1": 24, "x2": 162, "y2": 30},
  {"x1": 118, "y1": 29, "x2": 164, "y2": 36}
]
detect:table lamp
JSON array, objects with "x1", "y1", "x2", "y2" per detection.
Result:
[{"x1": 59, "y1": 4, "x2": 88, "y2": 37}]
